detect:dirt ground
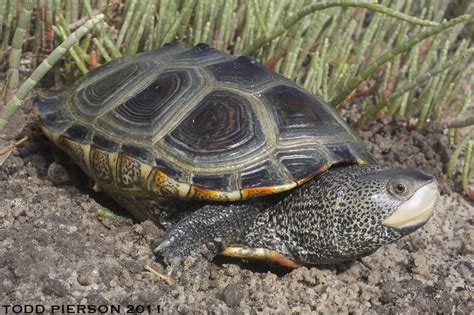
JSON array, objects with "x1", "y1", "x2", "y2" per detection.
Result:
[{"x1": 0, "y1": 97, "x2": 472, "y2": 314}]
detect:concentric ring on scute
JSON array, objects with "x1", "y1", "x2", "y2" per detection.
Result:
[
  {"x1": 163, "y1": 90, "x2": 266, "y2": 164},
  {"x1": 115, "y1": 71, "x2": 188, "y2": 124},
  {"x1": 74, "y1": 61, "x2": 158, "y2": 118},
  {"x1": 97, "y1": 68, "x2": 203, "y2": 140}
]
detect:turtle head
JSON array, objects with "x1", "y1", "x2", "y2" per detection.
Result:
[{"x1": 313, "y1": 165, "x2": 439, "y2": 263}]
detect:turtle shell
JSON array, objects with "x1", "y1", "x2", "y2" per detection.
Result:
[{"x1": 34, "y1": 43, "x2": 376, "y2": 203}]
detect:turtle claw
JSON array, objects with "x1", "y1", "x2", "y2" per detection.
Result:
[
  {"x1": 169, "y1": 256, "x2": 182, "y2": 274},
  {"x1": 154, "y1": 239, "x2": 172, "y2": 253}
]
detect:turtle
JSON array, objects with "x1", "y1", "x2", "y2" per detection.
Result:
[{"x1": 34, "y1": 43, "x2": 439, "y2": 270}]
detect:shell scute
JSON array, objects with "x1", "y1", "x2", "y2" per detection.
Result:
[
  {"x1": 117, "y1": 154, "x2": 144, "y2": 188},
  {"x1": 74, "y1": 61, "x2": 158, "y2": 119},
  {"x1": 58, "y1": 136, "x2": 86, "y2": 167},
  {"x1": 148, "y1": 168, "x2": 189, "y2": 198},
  {"x1": 38, "y1": 108, "x2": 72, "y2": 131},
  {"x1": 121, "y1": 144, "x2": 153, "y2": 163},
  {"x1": 191, "y1": 173, "x2": 234, "y2": 191},
  {"x1": 97, "y1": 67, "x2": 203, "y2": 141},
  {"x1": 240, "y1": 161, "x2": 289, "y2": 188},
  {"x1": 173, "y1": 43, "x2": 231, "y2": 65},
  {"x1": 114, "y1": 70, "x2": 189, "y2": 125},
  {"x1": 262, "y1": 84, "x2": 339, "y2": 140},
  {"x1": 63, "y1": 124, "x2": 92, "y2": 143},
  {"x1": 275, "y1": 148, "x2": 329, "y2": 182},
  {"x1": 163, "y1": 90, "x2": 266, "y2": 165},
  {"x1": 90, "y1": 147, "x2": 114, "y2": 182},
  {"x1": 154, "y1": 158, "x2": 188, "y2": 182},
  {"x1": 92, "y1": 133, "x2": 119, "y2": 151}
]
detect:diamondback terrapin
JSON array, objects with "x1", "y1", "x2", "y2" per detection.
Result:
[{"x1": 34, "y1": 43, "x2": 439, "y2": 269}]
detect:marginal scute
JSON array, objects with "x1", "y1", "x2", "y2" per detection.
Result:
[
  {"x1": 154, "y1": 158, "x2": 188, "y2": 182},
  {"x1": 327, "y1": 143, "x2": 357, "y2": 163},
  {"x1": 34, "y1": 95, "x2": 63, "y2": 114},
  {"x1": 241, "y1": 183, "x2": 296, "y2": 199},
  {"x1": 38, "y1": 108, "x2": 72, "y2": 131},
  {"x1": 64, "y1": 124, "x2": 92, "y2": 143},
  {"x1": 147, "y1": 168, "x2": 189, "y2": 198},
  {"x1": 117, "y1": 154, "x2": 143, "y2": 188},
  {"x1": 276, "y1": 149, "x2": 329, "y2": 182},
  {"x1": 58, "y1": 136, "x2": 85, "y2": 166},
  {"x1": 188, "y1": 185, "x2": 240, "y2": 201},
  {"x1": 164, "y1": 90, "x2": 265, "y2": 164},
  {"x1": 92, "y1": 133, "x2": 119, "y2": 151},
  {"x1": 206, "y1": 56, "x2": 277, "y2": 89},
  {"x1": 192, "y1": 173, "x2": 234, "y2": 191},
  {"x1": 90, "y1": 147, "x2": 113, "y2": 182},
  {"x1": 240, "y1": 160, "x2": 288, "y2": 188},
  {"x1": 121, "y1": 144, "x2": 153, "y2": 163}
]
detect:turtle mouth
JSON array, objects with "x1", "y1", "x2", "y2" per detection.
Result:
[{"x1": 382, "y1": 181, "x2": 439, "y2": 230}]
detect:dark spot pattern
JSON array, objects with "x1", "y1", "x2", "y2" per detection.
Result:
[
  {"x1": 91, "y1": 148, "x2": 112, "y2": 182},
  {"x1": 117, "y1": 154, "x2": 142, "y2": 188}
]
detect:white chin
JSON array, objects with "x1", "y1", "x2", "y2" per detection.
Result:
[{"x1": 382, "y1": 181, "x2": 439, "y2": 229}]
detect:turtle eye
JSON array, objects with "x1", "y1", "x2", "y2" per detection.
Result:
[{"x1": 388, "y1": 178, "x2": 412, "y2": 198}]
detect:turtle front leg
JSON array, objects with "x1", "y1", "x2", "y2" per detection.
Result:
[{"x1": 154, "y1": 204, "x2": 258, "y2": 270}]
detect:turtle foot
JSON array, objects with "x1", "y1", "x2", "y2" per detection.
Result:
[{"x1": 154, "y1": 234, "x2": 213, "y2": 289}]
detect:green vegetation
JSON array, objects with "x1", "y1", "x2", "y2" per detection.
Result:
[{"x1": 0, "y1": 0, "x2": 472, "y2": 193}]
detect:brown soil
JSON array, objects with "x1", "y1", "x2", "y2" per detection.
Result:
[{"x1": 0, "y1": 99, "x2": 472, "y2": 314}]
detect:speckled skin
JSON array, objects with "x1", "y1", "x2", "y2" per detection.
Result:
[{"x1": 158, "y1": 164, "x2": 436, "y2": 266}]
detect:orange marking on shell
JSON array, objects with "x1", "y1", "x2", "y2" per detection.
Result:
[
  {"x1": 269, "y1": 251, "x2": 301, "y2": 269},
  {"x1": 296, "y1": 164, "x2": 331, "y2": 186},
  {"x1": 190, "y1": 185, "x2": 218, "y2": 200},
  {"x1": 153, "y1": 168, "x2": 168, "y2": 183},
  {"x1": 240, "y1": 186, "x2": 279, "y2": 199}
]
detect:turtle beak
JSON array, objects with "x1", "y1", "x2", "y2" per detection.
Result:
[{"x1": 382, "y1": 181, "x2": 439, "y2": 230}]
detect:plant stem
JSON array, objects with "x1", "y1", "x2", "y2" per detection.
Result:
[
  {"x1": 357, "y1": 46, "x2": 473, "y2": 126},
  {"x1": 4, "y1": 0, "x2": 34, "y2": 104},
  {"x1": 449, "y1": 115, "x2": 474, "y2": 129},
  {"x1": 0, "y1": 14, "x2": 105, "y2": 133},
  {"x1": 241, "y1": 1, "x2": 439, "y2": 56}
]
